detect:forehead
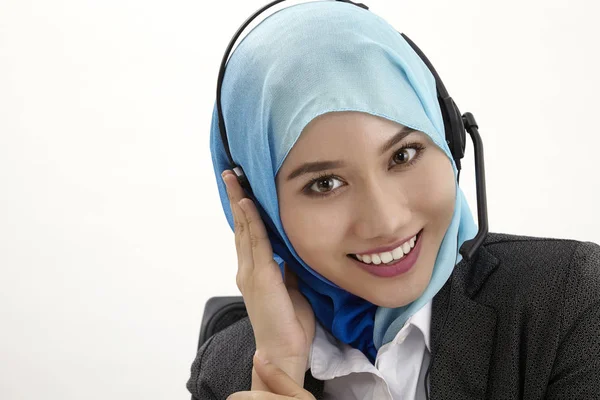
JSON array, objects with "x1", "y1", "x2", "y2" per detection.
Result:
[
  {"x1": 302, "y1": 111, "x2": 401, "y2": 139},
  {"x1": 282, "y1": 111, "x2": 430, "y2": 162}
]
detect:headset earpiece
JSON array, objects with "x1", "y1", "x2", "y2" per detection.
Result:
[
  {"x1": 440, "y1": 96, "x2": 466, "y2": 172},
  {"x1": 232, "y1": 166, "x2": 251, "y2": 192}
]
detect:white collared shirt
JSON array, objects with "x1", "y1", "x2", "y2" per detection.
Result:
[{"x1": 308, "y1": 301, "x2": 432, "y2": 400}]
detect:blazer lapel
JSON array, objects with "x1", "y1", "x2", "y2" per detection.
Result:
[{"x1": 429, "y1": 246, "x2": 500, "y2": 399}]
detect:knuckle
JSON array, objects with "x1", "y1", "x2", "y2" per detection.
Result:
[
  {"x1": 249, "y1": 232, "x2": 261, "y2": 249},
  {"x1": 247, "y1": 225, "x2": 266, "y2": 249},
  {"x1": 234, "y1": 220, "x2": 245, "y2": 235},
  {"x1": 234, "y1": 215, "x2": 244, "y2": 228}
]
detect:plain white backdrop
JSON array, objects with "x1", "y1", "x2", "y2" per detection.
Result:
[{"x1": 1, "y1": 0, "x2": 599, "y2": 398}]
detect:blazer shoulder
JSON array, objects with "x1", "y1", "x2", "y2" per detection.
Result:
[
  {"x1": 480, "y1": 233, "x2": 600, "y2": 398},
  {"x1": 482, "y1": 232, "x2": 600, "y2": 271},
  {"x1": 483, "y1": 231, "x2": 585, "y2": 246},
  {"x1": 558, "y1": 239, "x2": 600, "y2": 331},
  {"x1": 479, "y1": 232, "x2": 600, "y2": 328},
  {"x1": 483, "y1": 232, "x2": 600, "y2": 271},
  {"x1": 187, "y1": 317, "x2": 255, "y2": 400}
]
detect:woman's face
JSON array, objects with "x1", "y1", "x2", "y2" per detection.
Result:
[{"x1": 276, "y1": 111, "x2": 456, "y2": 308}]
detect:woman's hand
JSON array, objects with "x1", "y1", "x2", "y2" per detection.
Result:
[
  {"x1": 222, "y1": 170, "x2": 316, "y2": 388},
  {"x1": 227, "y1": 353, "x2": 316, "y2": 400}
]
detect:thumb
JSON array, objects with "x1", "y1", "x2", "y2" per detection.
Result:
[{"x1": 253, "y1": 352, "x2": 315, "y2": 400}]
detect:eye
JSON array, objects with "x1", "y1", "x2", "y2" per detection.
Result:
[
  {"x1": 308, "y1": 175, "x2": 344, "y2": 195},
  {"x1": 392, "y1": 148, "x2": 417, "y2": 165},
  {"x1": 302, "y1": 143, "x2": 425, "y2": 198}
]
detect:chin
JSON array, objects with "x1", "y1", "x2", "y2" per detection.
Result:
[
  {"x1": 363, "y1": 291, "x2": 422, "y2": 308},
  {"x1": 356, "y1": 270, "x2": 431, "y2": 308}
]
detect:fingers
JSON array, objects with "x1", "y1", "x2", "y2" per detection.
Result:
[
  {"x1": 223, "y1": 171, "x2": 254, "y2": 292},
  {"x1": 222, "y1": 170, "x2": 247, "y2": 204},
  {"x1": 238, "y1": 198, "x2": 276, "y2": 272},
  {"x1": 223, "y1": 171, "x2": 245, "y2": 264},
  {"x1": 222, "y1": 170, "x2": 279, "y2": 294},
  {"x1": 252, "y1": 353, "x2": 316, "y2": 400}
]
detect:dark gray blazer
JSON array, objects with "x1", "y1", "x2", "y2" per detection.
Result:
[{"x1": 187, "y1": 233, "x2": 600, "y2": 399}]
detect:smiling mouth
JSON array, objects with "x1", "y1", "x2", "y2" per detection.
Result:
[
  {"x1": 347, "y1": 230, "x2": 422, "y2": 265},
  {"x1": 346, "y1": 231, "x2": 423, "y2": 278}
]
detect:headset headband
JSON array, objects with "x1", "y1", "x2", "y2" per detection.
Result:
[{"x1": 214, "y1": 0, "x2": 488, "y2": 260}]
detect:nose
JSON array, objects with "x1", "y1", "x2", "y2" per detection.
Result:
[{"x1": 351, "y1": 178, "x2": 412, "y2": 240}]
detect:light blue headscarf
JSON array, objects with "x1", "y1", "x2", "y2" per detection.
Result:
[{"x1": 210, "y1": 1, "x2": 477, "y2": 362}]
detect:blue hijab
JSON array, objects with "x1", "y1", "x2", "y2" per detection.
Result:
[{"x1": 210, "y1": 1, "x2": 477, "y2": 362}]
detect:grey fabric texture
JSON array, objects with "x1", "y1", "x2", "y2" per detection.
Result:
[{"x1": 187, "y1": 233, "x2": 600, "y2": 399}]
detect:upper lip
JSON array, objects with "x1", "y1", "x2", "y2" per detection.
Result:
[{"x1": 352, "y1": 230, "x2": 421, "y2": 256}]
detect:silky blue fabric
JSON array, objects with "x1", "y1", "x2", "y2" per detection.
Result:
[{"x1": 210, "y1": 1, "x2": 477, "y2": 362}]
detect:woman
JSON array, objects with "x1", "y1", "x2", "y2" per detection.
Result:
[{"x1": 187, "y1": 1, "x2": 600, "y2": 399}]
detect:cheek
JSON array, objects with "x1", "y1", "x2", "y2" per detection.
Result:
[
  {"x1": 280, "y1": 199, "x2": 348, "y2": 260},
  {"x1": 407, "y1": 156, "x2": 456, "y2": 218}
]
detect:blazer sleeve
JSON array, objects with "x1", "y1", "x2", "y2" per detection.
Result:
[
  {"x1": 545, "y1": 241, "x2": 600, "y2": 399},
  {"x1": 187, "y1": 335, "x2": 219, "y2": 400},
  {"x1": 186, "y1": 316, "x2": 324, "y2": 399},
  {"x1": 186, "y1": 317, "x2": 255, "y2": 400}
]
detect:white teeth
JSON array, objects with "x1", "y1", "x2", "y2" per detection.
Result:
[
  {"x1": 392, "y1": 246, "x2": 404, "y2": 260},
  {"x1": 402, "y1": 242, "x2": 410, "y2": 254},
  {"x1": 354, "y1": 234, "x2": 418, "y2": 265},
  {"x1": 380, "y1": 252, "x2": 393, "y2": 263}
]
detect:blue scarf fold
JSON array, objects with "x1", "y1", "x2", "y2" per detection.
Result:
[{"x1": 210, "y1": 1, "x2": 477, "y2": 363}]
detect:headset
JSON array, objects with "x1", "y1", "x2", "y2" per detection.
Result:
[{"x1": 215, "y1": 1, "x2": 489, "y2": 397}]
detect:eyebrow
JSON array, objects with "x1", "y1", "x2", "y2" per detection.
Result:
[{"x1": 285, "y1": 126, "x2": 417, "y2": 181}]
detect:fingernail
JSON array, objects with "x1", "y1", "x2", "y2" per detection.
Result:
[
  {"x1": 222, "y1": 174, "x2": 231, "y2": 188},
  {"x1": 254, "y1": 350, "x2": 269, "y2": 365}
]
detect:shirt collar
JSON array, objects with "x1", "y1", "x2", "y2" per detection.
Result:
[
  {"x1": 404, "y1": 300, "x2": 432, "y2": 352},
  {"x1": 308, "y1": 300, "x2": 432, "y2": 379}
]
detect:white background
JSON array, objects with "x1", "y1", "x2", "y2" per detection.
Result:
[{"x1": 1, "y1": 0, "x2": 599, "y2": 399}]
